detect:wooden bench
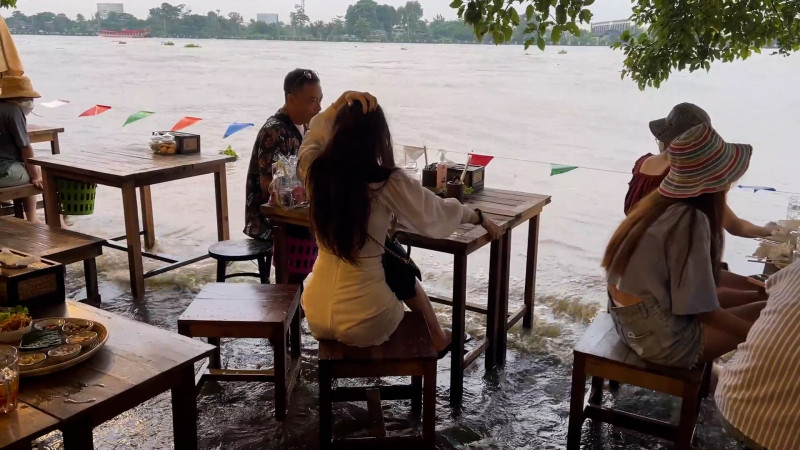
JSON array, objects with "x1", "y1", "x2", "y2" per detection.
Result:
[
  {"x1": 177, "y1": 283, "x2": 302, "y2": 421},
  {"x1": 0, "y1": 184, "x2": 40, "y2": 218},
  {"x1": 318, "y1": 312, "x2": 437, "y2": 449},
  {"x1": 0, "y1": 216, "x2": 104, "y2": 303},
  {"x1": 567, "y1": 313, "x2": 711, "y2": 449}
]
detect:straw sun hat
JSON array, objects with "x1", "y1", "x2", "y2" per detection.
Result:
[
  {"x1": 658, "y1": 123, "x2": 752, "y2": 199},
  {"x1": 0, "y1": 75, "x2": 40, "y2": 99}
]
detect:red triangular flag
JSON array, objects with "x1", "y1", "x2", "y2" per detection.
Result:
[
  {"x1": 171, "y1": 116, "x2": 202, "y2": 131},
  {"x1": 78, "y1": 105, "x2": 112, "y2": 117},
  {"x1": 469, "y1": 153, "x2": 494, "y2": 167}
]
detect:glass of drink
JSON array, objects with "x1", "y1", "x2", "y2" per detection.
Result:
[
  {"x1": 0, "y1": 345, "x2": 18, "y2": 414},
  {"x1": 787, "y1": 196, "x2": 800, "y2": 219}
]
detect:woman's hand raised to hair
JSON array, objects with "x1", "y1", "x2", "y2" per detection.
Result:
[{"x1": 334, "y1": 91, "x2": 378, "y2": 113}]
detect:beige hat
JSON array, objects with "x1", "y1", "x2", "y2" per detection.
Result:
[{"x1": 0, "y1": 75, "x2": 40, "y2": 99}]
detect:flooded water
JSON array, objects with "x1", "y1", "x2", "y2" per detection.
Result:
[{"x1": 13, "y1": 35, "x2": 798, "y2": 449}]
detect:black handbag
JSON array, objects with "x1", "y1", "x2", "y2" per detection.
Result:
[{"x1": 369, "y1": 232, "x2": 421, "y2": 301}]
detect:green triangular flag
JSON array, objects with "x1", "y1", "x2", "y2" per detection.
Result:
[
  {"x1": 123, "y1": 111, "x2": 154, "y2": 127},
  {"x1": 550, "y1": 164, "x2": 578, "y2": 176}
]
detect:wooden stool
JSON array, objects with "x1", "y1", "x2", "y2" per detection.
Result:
[
  {"x1": 177, "y1": 283, "x2": 302, "y2": 420},
  {"x1": 208, "y1": 239, "x2": 272, "y2": 283},
  {"x1": 318, "y1": 312, "x2": 437, "y2": 449},
  {"x1": 567, "y1": 313, "x2": 711, "y2": 449}
]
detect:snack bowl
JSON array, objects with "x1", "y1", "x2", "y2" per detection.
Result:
[
  {"x1": 66, "y1": 331, "x2": 98, "y2": 349},
  {"x1": 34, "y1": 318, "x2": 65, "y2": 332},
  {"x1": 47, "y1": 344, "x2": 82, "y2": 364},
  {"x1": 0, "y1": 321, "x2": 32, "y2": 344},
  {"x1": 62, "y1": 319, "x2": 94, "y2": 335},
  {"x1": 19, "y1": 352, "x2": 46, "y2": 369}
]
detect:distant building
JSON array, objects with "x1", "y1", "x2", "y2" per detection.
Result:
[
  {"x1": 256, "y1": 13, "x2": 279, "y2": 25},
  {"x1": 97, "y1": 3, "x2": 124, "y2": 20},
  {"x1": 591, "y1": 20, "x2": 632, "y2": 35}
]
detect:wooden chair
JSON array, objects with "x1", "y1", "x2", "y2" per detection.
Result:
[
  {"x1": 567, "y1": 313, "x2": 711, "y2": 450},
  {"x1": 208, "y1": 239, "x2": 272, "y2": 283},
  {"x1": 177, "y1": 283, "x2": 302, "y2": 420},
  {"x1": 0, "y1": 216, "x2": 104, "y2": 303},
  {"x1": 318, "y1": 312, "x2": 438, "y2": 449}
]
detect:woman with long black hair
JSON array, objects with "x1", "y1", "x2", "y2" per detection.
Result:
[{"x1": 297, "y1": 91, "x2": 501, "y2": 354}]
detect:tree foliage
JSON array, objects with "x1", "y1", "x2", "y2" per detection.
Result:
[
  {"x1": 451, "y1": 0, "x2": 800, "y2": 90},
  {"x1": 1, "y1": 1, "x2": 16, "y2": 9}
]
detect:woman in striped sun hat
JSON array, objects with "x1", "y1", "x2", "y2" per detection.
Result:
[{"x1": 601, "y1": 123, "x2": 766, "y2": 369}]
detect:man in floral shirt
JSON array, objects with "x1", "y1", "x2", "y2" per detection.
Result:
[{"x1": 244, "y1": 69, "x2": 322, "y2": 278}]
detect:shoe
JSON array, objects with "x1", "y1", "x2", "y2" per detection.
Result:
[{"x1": 437, "y1": 342, "x2": 453, "y2": 360}]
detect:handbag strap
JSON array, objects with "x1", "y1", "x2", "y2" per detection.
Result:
[{"x1": 367, "y1": 233, "x2": 414, "y2": 266}]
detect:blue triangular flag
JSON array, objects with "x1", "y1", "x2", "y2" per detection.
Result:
[
  {"x1": 223, "y1": 122, "x2": 254, "y2": 138},
  {"x1": 737, "y1": 185, "x2": 777, "y2": 193}
]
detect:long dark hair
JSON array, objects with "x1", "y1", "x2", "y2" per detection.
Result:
[
  {"x1": 603, "y1": 190, "x2": 726, "y2": 285},
  {"x1": 307, "y1": 101, "x2": 397, "y2": 264}
]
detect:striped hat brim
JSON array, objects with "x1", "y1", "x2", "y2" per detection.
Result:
[{"x1": 658, "y1": 123, "x2": 752, "y2": 199}]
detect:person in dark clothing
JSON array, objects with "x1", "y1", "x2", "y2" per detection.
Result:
[
  {"x1": 243, "y1": 69, "x2": 323, "y2": 282},
  {"x1": 0, "y1": 75, "x2": 42, "y2": 222}
]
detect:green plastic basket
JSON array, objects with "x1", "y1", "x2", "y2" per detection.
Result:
[{"x1": 56, "y1": 179, "x2": 97, "y2": 216}]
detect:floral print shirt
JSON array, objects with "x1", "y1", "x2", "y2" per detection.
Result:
[{"x1": 243, "y1": 109, "x2": 304, "y2": 241}]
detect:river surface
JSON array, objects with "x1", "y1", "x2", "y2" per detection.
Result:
[{"x1": 12, "y1": 34, "x2": 798, "y2": 449}]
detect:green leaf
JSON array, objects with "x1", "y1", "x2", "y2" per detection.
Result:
[
  {"x1": 555, "y1": 5, "x2": 567, "y2": 24},
  {"x1": 551, "y1": 25, "x2": 562, "y2": 43},
  {"x1": 566, "y1": 22, "x2": 580, "y2": 36},
  {"x1": 492, "y1": 29, "x2": 504, "y2": 43},
  {"x1": 579, "y1": 9, "x2": 592, "y2": 24},
  {"x1": 526, "y1": 4, "x2": 534, "y2": 21},
  {"x1": 449, "y1": 0, "x2": 463, "y2": 8},
  {"x1": 583, "y1": 0, "x2": 595, "y2": 6},
  {"x1": 537, "y1": 36, "x2": 546, "y2": 50},
  {"x1": 509, "y1": 7, "x2": 520, "y2": 26}
]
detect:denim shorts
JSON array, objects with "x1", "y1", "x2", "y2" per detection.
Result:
[
  {"x1": 0, "y1": 161, "x2": 30, "y2": 188},
  {"x1": 608, "y1": 295, "x2": 703, "y2": 369}
]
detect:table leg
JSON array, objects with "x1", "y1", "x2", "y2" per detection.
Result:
[
  {"x1": 62, "y1": 421, "x2": 94, "y2": 449},
  {"x1": 139, "y1": 186, "x2": 155, "y2": 250},
  {"x1": 450, "y1": 252, "x2": 467, "y2": 407},
  {"x1": 121, "y1": 182, "x2": 145, "y2": 301},
  {"x1": 271, "y1": 330, "x2": 288, "y2": 421},
  {"x1": 485, "y1": 239, "x2": 502, "y2": 370},
  {"x1": 41, "y1": 169, "x2": 61, "y2": 227},
  {"x1": 523, "y1": 215, "x2": 540, "y2": 329},
  {"x1": 497, "y1": 231, "x2": 512, "y2": 366},
  {"x1": 84, "y1": 258, "x2": 101, "y2": 303},
  {"x1": 50, "y1": 134, "x2": 61, "y2": 155},
  {"x1": 172, "y1": 365, "x2": 199, "y2": 450},
  {"x1": 273, "y1": 225, "x2": 289, "y2": 284},
  {"x1": 290, "y1": 304, "x2": 301, "y2": 359},
  {"x1": 214, "y1": 168, "x2": 230, "y2": 242}
]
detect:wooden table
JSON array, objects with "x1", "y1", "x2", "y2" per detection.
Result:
[
  {"x1": 262, "y1": 188, "x2": 551, "y2": 406},
  {"x1": 0, "y1": 301, "x2": 216, "y2": 450},
  {"x1": 0, "y1": 216, "x2": 105, "y2": 303},
  {"x1": 27, "y1": 125, "x2": 64, "y2": 155},
  {"x1": 28, "y1": 149, "x2": 234, "y2": 301}
]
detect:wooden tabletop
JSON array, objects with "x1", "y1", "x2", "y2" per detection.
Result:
[
  {"x1": 0, "y1": 216, "x2": 104, "y2": 262},
  {"x1": 18, "y1": 301, "x2": 214, "y2": 426},
  {"x1": 27, "y1": 125, "x2": 65, "y2": 138},
  {"x1": 263, "y1": 188, "x2": 551, "y2": 254},
  {"x1": 28, "y1": 148, "x2": 234, "y2": 187}
]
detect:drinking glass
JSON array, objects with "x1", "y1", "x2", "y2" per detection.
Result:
[{"x1": 0, "y1": 345, "x2": 19, "y2": 414}]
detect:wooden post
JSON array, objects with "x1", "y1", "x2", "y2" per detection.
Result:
[
  {"x1": 273, "y1": 224, "x2": 289, "y2": 284},
  {"x1": 450, "y1": 252, "x2": 468, "y2": 407},
  {"x1": 83, "y1": 258, "x2": 101, "y2": 303},
  {"x1": 51, "y1": 133, "x2": 61, "y2": 155},
  {"x1": 523, "y1": 215, "x2": 540, "y2": 329},
  {"x1": 485, "y1": 238, "x2": 502, "y2": 370},
  {"x1": 41, "y1": 169, "x2": 61, "y2": 227},
  {"x1": 171, "y1": 365, "x2": 199, "y2": 450},
  {"x1": 61, "y1": 421, "x2": 95, "y2": 450},
  {"x1": 121, "y1": 181, "x2": 145, "y2": 300},
  {"x1": 271, "y1": 329, "x2": 288, "y2": 421},
  {"x1": 139, "y1": 186, "x2": 155, "y2": 250},
  {"x1": 214, "y1": 168, "x2": 230, "y2": 242},
  {"x1": 497, "y1": 231, "x2": 512, "y2": 366}
]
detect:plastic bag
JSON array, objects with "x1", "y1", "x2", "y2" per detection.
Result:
[{"x1": 270, "y1": 154, "x2": 307, "y2": 209}]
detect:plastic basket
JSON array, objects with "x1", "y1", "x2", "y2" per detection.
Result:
[
  {"x1": 56, "y1": 179, "x2": 97, "y2": 216},
  {"x1": 274, "y1": 236, "x2": 318, "y2": 276}
]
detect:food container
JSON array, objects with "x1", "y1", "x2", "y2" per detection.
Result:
[
  {"x1": 152, "y1": 131, "x2": 200, "y2": 154},
  {"x1": 446, "y1": 164, "x2": 485, "y2": 192},
  {"x1": 0, "y1": 321, "x2": 31, "y2": 345},
  {"x1": 150, "y1": 133, "x2": 177, "y2": 155},
  {"x1": 47, "y1": 344, "x2": 81, "y2": 364},
  {"x1": 18, "y1": 352, "x2": 46, "y2": 369},
  {"x1": 62, "y1": 319, "x2": 94, "y2": 335},
  {"x1": 0, "y1": 250, "x2": 65, "y2": 308},
  {"x1": 34, "y1": 318, "x2": 65, "y2": 332},
  {"x1": 66, "y1": 331, "x2": 98, "y2": 349}
]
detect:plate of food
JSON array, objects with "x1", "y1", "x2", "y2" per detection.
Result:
[
  {"x1": 0, "y1": 306, "x2": 32, "y2": 344},
  {"x1": 18, "y1": 317, "x2": 108, "y2": 377}
]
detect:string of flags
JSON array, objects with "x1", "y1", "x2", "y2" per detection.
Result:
[{"x1": 32, "y1": 98, "x2": 794, "y2": 194}]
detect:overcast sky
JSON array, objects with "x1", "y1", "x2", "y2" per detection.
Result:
[{"x1": 9, "y1": 1, "x2": 634, "y2": 23}]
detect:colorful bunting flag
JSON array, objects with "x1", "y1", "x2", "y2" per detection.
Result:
[
  {"x1": 40, "y1": 99, "x2": 70, "y2": 108},
  {"x1": 123, "y1": 111, "x2": 154, "y2": 127},
  {"x1": 550, "y1": 164, "x2": 578, "y2": 176},
  {"x1": 738, "y1": 185, "x2": 777, "y2": 193},
  {"x1": 468, "y1": 153, "x2": 494, "y2": 167},
  {"x1": 171, "y1": 116, "x2": 202, "y2": 132},
  {"x1": 223, "y1": 122, "x2": 254, "y2": 138},
  {"x1": 78, "y1": 105, "x2": 111, "y2": 117}
]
